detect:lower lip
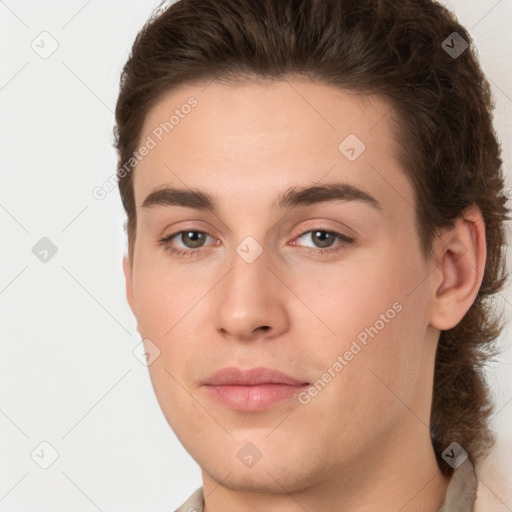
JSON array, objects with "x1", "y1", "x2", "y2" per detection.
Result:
[{"x1": 203, "y1": 384, "x2": 309, "y2": 411}]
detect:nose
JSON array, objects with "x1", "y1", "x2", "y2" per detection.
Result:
[{"x1": 213, "y1": 243, "x2": 289, "y2": 343}]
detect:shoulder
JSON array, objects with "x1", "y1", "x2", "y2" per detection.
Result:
[
  {"x1": 437, "y1": 458, "x2": 477, "y2": 512},
  {"x1": 474, "y1": 437, "x2": 512, "y2": 512},
  {"x1": 173, "y1": 486, "x2": 204, "y2": 512}
]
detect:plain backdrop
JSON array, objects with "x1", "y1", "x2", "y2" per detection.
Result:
[{"x1": 0, "y1": 1, "x2": 511, "y2": 511}]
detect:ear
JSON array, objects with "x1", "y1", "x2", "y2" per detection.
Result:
[
  {"x1": 123, "y1": 254, "x2": 137, "y2": 318},
  {"x1": 429, "y1": 205, "x2": 486, "y2": 330}
]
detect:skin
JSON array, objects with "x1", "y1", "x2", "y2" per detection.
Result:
[{"x1": 123, "y1": 78, "x2": 486, "y2": 512}]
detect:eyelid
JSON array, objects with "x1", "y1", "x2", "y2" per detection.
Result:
[{"x1": 293, "y1": 221, "x2": 354, "y2": 239}]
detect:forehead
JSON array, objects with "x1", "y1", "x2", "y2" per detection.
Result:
[{"x1": 134, "y1": 79, "x2": 414, "y2": 219}]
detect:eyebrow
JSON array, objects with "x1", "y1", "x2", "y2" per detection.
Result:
[{"x1": 141, "y1": 182, "x2": 383, "y2": 212}]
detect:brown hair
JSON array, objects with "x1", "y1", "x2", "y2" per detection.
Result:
[{"x1": 114, "y1": 0, "x2": 510, "y2": 475}]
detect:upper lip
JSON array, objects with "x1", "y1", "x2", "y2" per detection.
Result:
[{"x1": 203, "y1": 366, "x2": 309, "y2": 386}]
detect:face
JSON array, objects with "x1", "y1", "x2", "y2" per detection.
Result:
[{"x1": 124, "y1": 79, "x2": 440, "y2": 493}]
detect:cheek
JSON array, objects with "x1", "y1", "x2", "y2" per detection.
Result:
[
  {"x1": 288, "y1": 249, "x2": 411, "y2": 338},
  {"x1": 289, "y1": 245, "x2": 428, "y2": 382},
  {"x1": 130, "y1": 273, "x2": 200, "y2": 419},
  {"x1": 131, "y1": 252, "x2": 205, "y2": 339},
  {"x1": 337, "y1": 257, "x2": 429, "y2": 407},
  {"x1": 131, "y1": 264, "x2": 202, "y2": 423}
]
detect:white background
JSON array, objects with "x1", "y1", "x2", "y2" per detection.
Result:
[{"x1": 0, "y1": 1, "x2": 511, "y2": 510}]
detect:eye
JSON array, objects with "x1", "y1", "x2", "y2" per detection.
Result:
[
  {"x1": 158, "y1": 230, "x2": 215, "y2": 257},
  {"x1": 173, "y1": 230, "x2": 208, "y2": 249},
  {"x1": 291, "y1": 227, "x2": 355, "y2": 256},
  {"x1": 158, "y1": 226, "x2": 355, "y2": 258}
]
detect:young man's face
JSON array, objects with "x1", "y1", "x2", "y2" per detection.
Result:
[{"x1": 124, "y1": 80, "x2": 443, "y2": 494}]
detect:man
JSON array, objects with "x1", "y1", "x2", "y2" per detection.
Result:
[{"x1": 114, "y1": 0, "x2": 509, "y2": 510}]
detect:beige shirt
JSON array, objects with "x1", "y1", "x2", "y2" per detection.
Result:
[{"x1": 173, "y1": 458, "x2": 477, "y2": 512}]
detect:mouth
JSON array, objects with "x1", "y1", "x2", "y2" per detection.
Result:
[{"x1": 201, "y1": 366, "x2": 310, "y2": 412}]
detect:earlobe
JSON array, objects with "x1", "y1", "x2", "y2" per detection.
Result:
[
  {"x1": 122, "y1": 254, "x2": 136, "y2": 318},
  {"x1": 429, "y1": 205, "x2": 486, "y2": 331}
]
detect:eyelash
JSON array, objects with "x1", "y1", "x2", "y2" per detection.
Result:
[{"x1": 158, "y1": 226, "x2": 355, "y2": 258}]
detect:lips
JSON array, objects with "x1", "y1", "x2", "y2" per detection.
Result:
[
  {"x1": 203, "y1": 366, "x2": 308, "y2": 386},
  {"x1": 202, "y1": 366, "x2": 310, "y2": 411}
]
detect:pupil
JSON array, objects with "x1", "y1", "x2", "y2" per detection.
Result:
[
  {"x1": 314, "y1": 231, "x2": 333, "y2": 248},
  {"x1": 185, "y1": 231, "x2": 203, "y2": 248}
]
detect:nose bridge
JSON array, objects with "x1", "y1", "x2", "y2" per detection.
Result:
[
  {"x1": 214, "y1": 235, "x2": 287, "y2": 339},
  {"x1": 225, "y1": 236, "x2": 272, "y2": 307}
]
